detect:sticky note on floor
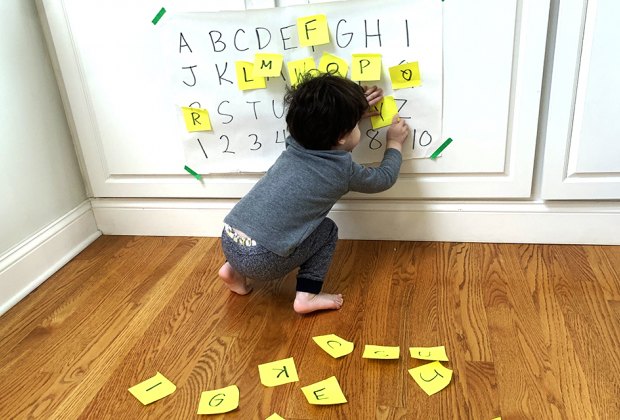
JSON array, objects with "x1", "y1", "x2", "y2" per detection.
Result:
[
  {"x1": 197, "y1": 385, "x2": 239, "y2": 414},
  {"x1": 258, "y1": 357, "x2": 299, "y2": 387},
  {"x1": 389, "y1": 61, "x2": 422, "y2": 89},
  {"x1": 287, "y1": 57, "x2": 317, "y2": 87},
  {"x1": 409, "y1": 361, "x2": 453, "y2": 395},
  {"x1": 409, "y1": 346, "x2": 449, "y2": 361},
  {"x1": 297, "y1": 14, "x2": 330, "y2": 47},
  {"x1": 312, "y1": 334, "x2": 354, "y2": 358},
  {"x1": 319, "y1": 53, "x2": 348, "y2": 78},
  {"x1": 370, "y1": 96, "x2": 398, "y2": 129},
  {"x1": 301, "y1": 376, "x2": 347, "y2": 405},
  {"x1": 253, "y1": 53, "x2": 283, "y2": 78},
  {"x1": 235, "y1": 61, "x2": 266, "y2": 90},
  {"x1": 266, "y1": 414, "x2": 285, "y2": 420},
  {"x1": 182, "y1": 107, "x2": 212, "y2": 132},
  {"x1": 362, "y1": 344, "x2": 400, "y2": 359},
  {"x1": 128, "y1": 372, "x2": 176, "y2": 405},
  {"x1": 351, "y1": 54, "x2": 382, "y2": 81}
]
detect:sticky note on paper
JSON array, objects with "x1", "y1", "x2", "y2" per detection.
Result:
[
  {"x1": 362, "y1": 344, "x2": 400, "y2": 359},
  {"x1": 312, "y1": 334, "x2": 354, "y2": 358},
  {"x1": 409, "y1": 346, "x2": 449, "y2": 361},
  {"x1": 409, "y1": 361, "x2": 453, "y2": 395},
  {"x1": 287, "y1": 57, "x2": 317, "y2": 87},
  {"x1": 197, "y1": 385, "x2": 240, "y2": 414},
  {"x1": 128, "y1": 372, "x2": 176, "y2": 405},
  {"x1": 181, "y1": 107, "x2": 212, "y2": 132},
  {"x1": 253, "y1": 53, "x2": 284, "y2": 77},
  {"x1": 389, "y1": 61, "x2": 422, "y2": 89},
  {"x1": 351, "y1": 54, "x2": 382, "y2": 81},
  {"x1": 370, "y1": 96, "x2": 398, "y2": 129},
  {"x1": 266, "y1": 414, "x2": 285, "y2": 420},
  {"x1": 319, "y1": 53, "x2": 348, "y2": 78},
  {"x1": 297, "y1": 14, "x2": 330, "y2": 47},
  {"x1": 235, "y1": 61, "x2": 267, "y2": 90},
  {"x1": 301, "y1": 376, "x2": 347, "y2": 405},
  {"x1": 258, "y1": 357, "x2": 299, "y2": 387}
]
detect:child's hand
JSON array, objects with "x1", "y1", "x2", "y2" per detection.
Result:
[
  {"x1": 361, "y1": 85, "x2": 383, "y2": 118},
  {"x1": 386, "y1": 114, "x2": 410, "y2": 152}
]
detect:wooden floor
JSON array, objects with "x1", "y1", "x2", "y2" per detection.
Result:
[{"x1": 1, "y1": 236, "x2": 620, "y2": 419}]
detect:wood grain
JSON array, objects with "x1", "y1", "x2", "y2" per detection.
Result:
[{"x1": 1, "y1": 237, "x2": 619, "y2": 419}]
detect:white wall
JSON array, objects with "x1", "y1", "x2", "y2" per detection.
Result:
[{"x1": 0, "y1": 0, "x2": 86, "y2": 255}]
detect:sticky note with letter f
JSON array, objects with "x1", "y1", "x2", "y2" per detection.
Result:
[
  {"x1": 128, "y1": 372, "x2": 176, "y2": 405},
  {"x1": 197, "y1": 385, "x2": 240, "y2": 414},
  {"x1": 301, "y1": 376, "x2": 347, "y2": 405},
  {"x1": 351, "y1": 53, "x2": 382, "y2": 81},
  {"x1": 235, "y1": 61, "x2": 266, "y2": 90},
  {"x1": 389, "y1": 61, "x2": 422, "y2": 89},
  {"x1": 253, "y1": 53, "x2": 283, "y2": 78},
  {"x1": 258, "y1": 357, "x2": 299, "y2": 387},
  {"x1": 312, "y1": 334, "x2": 354, "y2": 358},
  {"x1": 370, "y1": 96, "x2": 398, "y2": 129},
  {"x1": 182, "y1": 107, "x2": 212, "y2": 132},
  {"x1": 297, "y1": 14, "x2": 330, "y2": 47}
]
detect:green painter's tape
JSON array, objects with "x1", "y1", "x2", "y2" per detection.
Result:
[
  {"x1": 152, "y1": 7, "x2": 166, "y2": 25},
  {"x1": 429, "y1": 138, "x2": 453, "y2": 160},
  {"x1": 184, "y1": 165, "x2": 202, "y2": 181}
]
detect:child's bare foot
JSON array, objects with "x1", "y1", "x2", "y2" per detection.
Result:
[
  {"x1": 218, "y1": 262, "x2": 252, "y2": 295},
  {"x1": 293, "y1": 291, "x2": 343, "y2": 314}
]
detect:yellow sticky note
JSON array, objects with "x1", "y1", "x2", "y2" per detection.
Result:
[
  {"x1": 297, "y1": 14, "x2": 330, "y2": 47},
  {"x1": 409, "y1": 361, "x2": 453, "y2": 396},
  {"x1": 362, "y1": 344, "x2": 400, "y2": 359},
  {"x1": 266, "y1": 414, "x2": 285, "y2": 420},
  {"x1": 409, "y1": 346, "x2": 449, "y2": 361},
  {"x1": 253, "y1": 53, "x2": 284, "y2": 78},
  {"x1": 389, "y1": 61, "x2": 422, "y2": 89},
  {"x1": 128, "y1": 372, "x2": 176, "y2": 405},
  {"x1": 370, "y1": 96, "x2": 398, "y2": 129},
  {"x1": 258, "y1": 357, "x2": 299, "y2": 387},
  {"x1": 301, "y1": 376, "x2": 347, "y2": 405},
  {"x1": 197, "y1": 385, "x2": 240, "y2": 414},
  {"x1": 312, "y1": 334, "x2": 354, "y2": 358},
  {"x1": 181, "y1": 107, "x2": 212, "y2": 132},
  {"x1": 287, "y1": 57, "x2": 317, "y2": 87},
  {"x1": 235, "y1": 61, "x2": 266, "y2": 90},
  {"x1": 318, "y1": 53, "x2": 348, "y2": 78},
  {"x1": 351, "y1": 54, "x2": 382, "y2": 81}
]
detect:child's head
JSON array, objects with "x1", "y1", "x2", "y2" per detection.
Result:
[{"x1": 284, "y1": 72, "x2": 368, "y2": 150}]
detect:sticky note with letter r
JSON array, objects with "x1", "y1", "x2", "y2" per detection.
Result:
[
  {"x1": 253, "y1": 53, "x2": 283, "y2": 78},
  {"x1": 351, "y1": 53, "x2": 382, "y2": 81},
  {"x1": 128, "y1": 372, "x2": 176, "y2": 405},
  {"x1": 319, "y1": 53, "x2": 348, "y2": 78},
  {"x1": 197, "y1": 385, "x2": 239, "y2": 414},
  {"x1": 182, "y1": 107, "x2": 212, "y2": 132},
  {"x1": 297, "y1": 14, "x2": 330, "y2": 47},
  {"x1": 362, "y1": 344, "x2": 400, "y2": 359},
  {"x1": 370, "y1": 96, "x2": 398, "y2": 129},
  {"x1": 409, "y1": 361, "x2": 453, "y2": 395},
  {"x1": 312, "y1": 334, "x2": 354, "y2": 358},
  {"x1": 235, "y1": 61, "x2": 266, "y2": 90},
  {"x1": 258, "y1": 357, "x2": 299, "y2": 387},
  {"x1": 301, "y1": 376, "x2": 347, "y2": 405},
  {"x1": 389, "y1": 61, "x2": 422, "y2": 89}
]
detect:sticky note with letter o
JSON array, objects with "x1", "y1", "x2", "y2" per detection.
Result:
[
  {"x1": 301, "y1": 376, "x2": 347, "y2": 405},
  {"x1": 128, "y1": 372, "x2": 176, "y2": 405},
  {"x1": 182, "y1": 107, "x2": 212, "y2": 132},
  {"x1": 297, "y1": 14, "x2": 330, "y2": 47},
  {"x1": 197, "y1": 385, "x2": 240, "y2": 414}
]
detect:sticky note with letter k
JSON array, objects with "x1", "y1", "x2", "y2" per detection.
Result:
[
  {"x1": 258, "y1": 357, "x2": 299, "y2": 387},
  {"x1": 312, "y1": 334, "x2": 354, "y2": 358},
  {"x1": 301, "y1": 376, "x2": 347, "y2": 405}
]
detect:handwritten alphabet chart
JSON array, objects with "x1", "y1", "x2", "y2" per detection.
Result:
[{"x1": 163, "y1": 0, "x2": 442, "y2": 173}]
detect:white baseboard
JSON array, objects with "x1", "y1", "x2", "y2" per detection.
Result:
[
  {"x1": 92, "y1": 198, "x2": 620, "y2": 245},
  {"x1": 0, "y1": 201, "x2": 101, "y2": 316}
]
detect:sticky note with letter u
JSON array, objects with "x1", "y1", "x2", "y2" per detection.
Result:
[
  {"x1": 197, "y1": 385, "x2": 240, "y2": 414},
  {"x1": 182, "y1": 107, "x2": 212, "y2": 132},
  {"x1": 301, "y1": 376, "x2": 347, "y2": 405},
  {"x1": 128, "y1": 372, "x2": 176, "y2": 405},
  {"x1": 351, "y1": 53, "x2": 382, "y2": 81}
]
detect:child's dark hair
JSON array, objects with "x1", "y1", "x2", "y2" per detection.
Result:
[{"x1": 284, "y1": 71, "x2": 368, "y2": 150}]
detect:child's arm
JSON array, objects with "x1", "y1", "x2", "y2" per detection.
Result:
[{"x1": 349, "y1": 115, "x2": 409, "y2": 193}]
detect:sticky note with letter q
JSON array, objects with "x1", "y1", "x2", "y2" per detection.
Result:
[
  {"x1": 235, "y1": 61, "x2": 266, "y2": 90},
  {"x1": 409, "y1": 345, "x2": 449, "y2": 361},
  {"x1": 258, "y1": 357, "x2": 299, "y2": 387},
  {"x1": 253, "y1": 53, "x2": 283, "y2": 78},
  {"x1": 182, "y1": 107, "x2": 212, "y2": 132},
  {"x1": 351, "y1": 53, "x2": 382, "y2": 81},
  {"x1": 389, "y1": 61, "x2": 422, "y2": 89},
  {"x1": 362, "y1": 344, "x2": 400, "y2": 359},
  {"x1": 287, "y1": 57, "x2": 317, "y2": 87},
  {"x1": 312, "y1": 334, "x2": 354, "y2": 358},
  {"x1": 319, "y1": 53, "x2": 348, "y2": 78},
  {"x1": 370, "y1": 96, "x2": 398, "y2": 129},
  {"x1": 301, "y1": 376, "x2": 347, "y2": 405},
  {"x1": 128, "y1": 372, "x2": 176, "y2": 405},
  {"x1": 409, "y1": 361, "x2": 453, "y2": 395},
  {"x1": 197, "y1": 385, "x2": 239, "y2": 414},
  {"x1": 297, "y1": 14, "x2": 330, "y2": 47}
]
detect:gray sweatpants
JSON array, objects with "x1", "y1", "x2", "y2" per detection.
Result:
[{"x1": 220, "y1": 218, "x2": 338, "y2": 294}]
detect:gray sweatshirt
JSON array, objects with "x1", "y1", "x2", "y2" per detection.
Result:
[{"x1": 224, "y1": 137, "x2": 402, "y2": 257}]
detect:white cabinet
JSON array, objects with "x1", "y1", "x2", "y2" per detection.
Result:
[{"x1": 542, "y1": 0, "x2": 620, "y2": 199}]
